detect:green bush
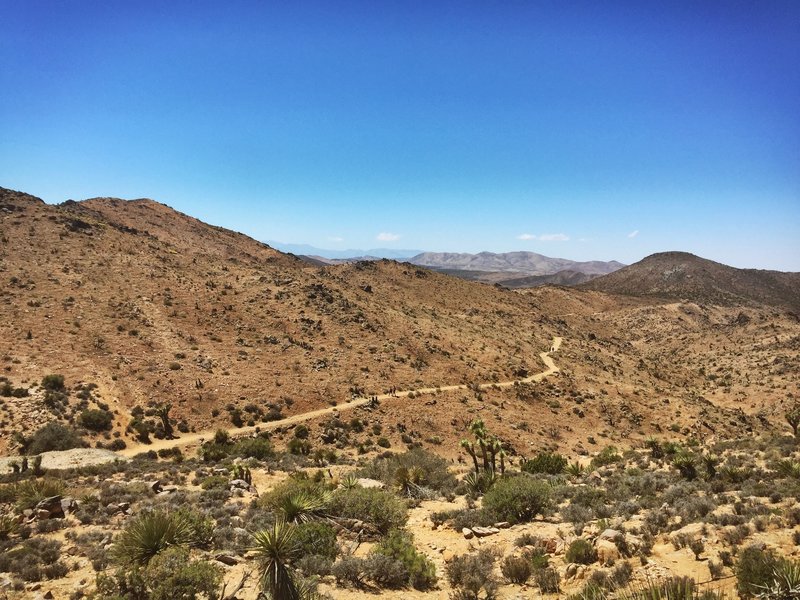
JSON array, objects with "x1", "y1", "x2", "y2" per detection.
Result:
[
  {"x1": 736, "y1": 545, "x2": 780, "y2": 598},
  {"x1": 357, "y1": 448, "x2": 457, "y2": 494},
  {"x1": 232, "y1": 435, "x2": 273, "y2": 460},
  {"x1": 79, "y1": 408, "x2": 114, "y2": 431},
  {"x1": 446, "y1": 549, "x2": 497, "y2": 599},
  {"x1": 481, "y1": 475, "x2": 552, "y2": 524},
  {"x1": 329, "y1": 486, "x2": 407, "y2": 535},
  {"x1": 373, "y1": 530, "x2": 437, "y2": 590},
  {"x1": 294, "y1": 521, "x2": 338, "y2": 560},
  {"x1": 96, "y1": 547, "x2": 221, "y2": 600},
  {"x1": 41, "y1": 374, "x2": 65, "y2": 392},
  {"x1": 501, "y1": 554, "x2": 532, "y2": 584},
  {"x1": 591, "y1": 446, "x2": 622, "y2": 468},
  {"x1": 566, "y1": 538, "x2": 597, "y2": 565},
  {"x1": 522, "y1": 452, "x2": 568, "y2": 475},
  {"x1": 25, "y1": 422, "x2": 85, "y2": 454},
  {"x1": 0, "y1": 537, "x2": 68, "y2": 582}
]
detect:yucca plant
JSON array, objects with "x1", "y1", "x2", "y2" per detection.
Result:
[
  {"x1": 755, "y1": 559, "x2": 800, "y2": 600},
  {"x1": 672, "y1": 452, "x2": 698, "y2": 480},
  {"x1": 339, "y1": 473, "x2": 360, "y2": 490},
  {"x1": 278, "y1": 490, "x2": 331, "y2": 523},
  {"x1": 463, "y1": 470, "x2": 496, "y2": 495},
  {"x1": 111, "y1": 510, "x2": 195, "y2": 566},
  {"x1": 15, "y1": 478, "x2": 65, "y2": 511},
  {"x1": 251, "y1": 519, "x2": 302, "y2": 600},
  {"x1": 566, "y1": 461, "x2": 585, "y2": 477},
  {"x1": 0, "y1": 513, "x2": 20, "y2": 540},
  {"x1": 774, "y1": 459, "x2": 800, "y2": 479}
]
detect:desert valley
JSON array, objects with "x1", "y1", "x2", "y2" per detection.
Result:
[{"x1": 0, "y1": 187, "x2": 798, "y2": 600}]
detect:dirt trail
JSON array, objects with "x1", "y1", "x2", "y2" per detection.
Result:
[{"x1": 118, "y1": 336, "x2": 562, "y2": 458}]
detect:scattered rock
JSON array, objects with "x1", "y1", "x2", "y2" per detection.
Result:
[
  {"x1": 215, "y1": 554, "x2": 239, "y2": 566},
  {"x1": 462, "y1": 527, "x2": 474, "y2": 539},
  {"x1": 147, "y1": 480, "x2": 162, "y2": 493},
  {"x1": 494, "y1": 521, "x2": 511, "y2": 529},
  {"x1": 595, "y1": 538, "x2": 621, "y2": 564},
  {"x1": 471, "y1": 526, "x2": 500, "y2": 537}
]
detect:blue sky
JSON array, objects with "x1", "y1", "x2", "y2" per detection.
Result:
[{"x1": 1, "y1": 1, "x2": 798, "y2": 269}]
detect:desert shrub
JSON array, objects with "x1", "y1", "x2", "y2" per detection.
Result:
[
  {"x1": 591, "y1": 446, "x2": 622, "y2": 468},
  {"x1": 79, "y1": 408, "x2": 114, "y2": 431},
  {"x1": 332, "y1": 555, "x2": 367, "y2": 587},
  {"x1": 501, "y1": 554, "x2": 532, "y2": 584},
  {"x1": 0, "y1": 484, "x2": 17, "y2": 504},
  {"x1": 736, "y1": 545, "x2": 780, "y2": 598},
  {"x1": 24, "y1": 422, "x2": 84, "y2": 454},
  {"x1": 287, "y1": 438, "x2": 312, "y2": 455},
  {"x1": 357, "y1": 448, "x2": 457, "y2": 494},
  {"x1": 446, "y1": 550, "x2": 497, "y2": 599},
  {"x1": 296, "y1": 554, "x2": 333, "y2": 577},
  {"x1": 328, "y1": 486, "x2": 407, "y2": 534},
  {"x1": 260, "y1": 477, "x2": 331, "y2": 523},
  {"x1": 566, "y1": 538, "x2": 597, "y2": 565},
  {"x1": 140, "y1": 547, "x2": 221, "y2": 600},
  {"x1": 611, "y1": 561, "x2": 634, "y2": 588},
  {"x1": 481, "y1": 475, "x2": 551, "y2": 524},
  {"x1": 15, "y1": 478, "x2": 66, "y2": 510},
  {"x1": 111, "y1": 510, "x2": 196, "y2": 565},
  {"x1": 373, "y1": 530, "x2": 437, "y2": 590},
  {"x1": 363, "y1": 553, "x2": 409, "y2": 588},
  {"x1": 534, "y1": 566, "x2": 561, "y2": 593},
  {"x1": 294, "y1": 521, "x2": 338, "y2": 560},
  {"x1": 0, "y1": 537, "x2": 68, "y2": 582},
  {"x1": 708, "y1": 559, "x2": 724, "y2": 580},
  {"x1": 522, "y1": 452, "x2": 568, "y2": 475},
  {"x1": 96, "y1": 547, "x2": 221, "y2": 600},
  {"x1": 232, "y1": 435, "x2": 273, "y2": 460},
  {"x1": 41, "y1": 374, "x2": 65, "y2": 392}
]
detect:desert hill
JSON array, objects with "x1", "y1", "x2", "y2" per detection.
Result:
[
  {"x1": 581, "y1": 251, "x2": 800, "y2": 311},
  {"x1": 1, "y1": 187, "x2": 797, "y2": 462}
]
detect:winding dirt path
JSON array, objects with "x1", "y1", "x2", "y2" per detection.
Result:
[{"x1": 118, "y1": 336, "x2": 562, "y2": 457}]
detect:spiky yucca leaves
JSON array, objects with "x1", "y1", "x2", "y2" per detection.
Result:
[
  {"x1": 111, "y1": 510, "x2": 195, "y2": 566},
  {"x1": 15, "y1": 478, "x2": 66, "y2": 511},
  {"x1": 0, "y1": 513, "x2": 20, "y2": 540},
  {"x1": 339, "y1": 473, "x2": 360, "y2": 490},
  {"x1": 278, "y1": 490, "x2": 331, "y2": 523},
  {"x1": 774, "y1": 459, "x2": 800, "y2": 479},
  {"x1": 464, "y1": 470, "x2": 496, "y2": 495},
  {"x1": 672, "y1": 452, "x2": 698, "y2": 480},
  {"x1": 251, "y1": 519, "x2": 302, "y2": 600},
  {"x1": 616, "y1": 577, "x2": 726, "y2": 600},
  {"x1": 394, "y1": 466, "x2": 427, "y2": 497},
  {"x1": 566, "y1": 461, "x2": 585, "y2": 477},
  {"x1": 756, "y1": 559, "x2": 800, "y2": 600}
]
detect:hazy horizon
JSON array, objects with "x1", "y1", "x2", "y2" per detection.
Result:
[{"x1": 2, "y1": 2, "x2": 798, "y2": 270}]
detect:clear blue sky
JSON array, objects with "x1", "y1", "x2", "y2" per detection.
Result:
[{"x1": 2, "y1": 1, "x2": 798, "y2": 270}]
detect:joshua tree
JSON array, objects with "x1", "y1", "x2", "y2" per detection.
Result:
[
  {"x1": 786, "y1": 405, "x2": 800, "y2": 438},
  {"x1": 156, "y1": 402, "x2": 174, "y2": 439},
  {"x1": 460, "y1": 419, "x2": 505, "y2": 477}
]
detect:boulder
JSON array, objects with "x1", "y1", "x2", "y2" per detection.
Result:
[
  {"x1": 356, "y1": 478, "x2": 385, "y2": 489},
  {"x1": 471, "y1": 526, "x2": 500, "y2": 537},
  {"x1": 462, "y1": 528, "x2": 474, "y2": 539},
  {"x1": 494, "y1": 521, "x2": 511, "y2": 529},
  {"x1": 598, "y1": 528, "x2": 623, "y2": 542},
  {"x1": 60, "y1": 497, "x2": 78, "y2": 514},
  {"x1": 215, "y1": 554, "x2": 239, "y2": 566},
  {"x1": 595, "y1": 538, "x2": 620, "y2": 564},
  {"x1": 147, "y1": 480, "x2": 162, "y2": 493},
  {"x1": 229, "y1": 479, "x2": 251, "y2": 490}
]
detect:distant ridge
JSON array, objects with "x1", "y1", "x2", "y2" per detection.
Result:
[
  {"x1": 409, "y1": 251, "x2": 624, "y2": 277},
  {"x1": 581, "y1": 251, "x2": 800, "y2": 311}
]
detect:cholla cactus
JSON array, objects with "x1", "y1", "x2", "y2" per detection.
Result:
[{"x1": 230, "y1": 464, "x2": 252, "y2": 485}]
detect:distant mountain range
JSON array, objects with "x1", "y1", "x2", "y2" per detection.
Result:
[{"x1": 409, "y1": 251, "x2": 624, "y2": 276}]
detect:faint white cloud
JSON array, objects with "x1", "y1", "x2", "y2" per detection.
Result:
[
  {"x1": 538, "y1": 233, "x2": 570, "y2": 242},
  {"x1": 517, "y1": 233, "x2": 536, "y2": 240},
  {"x1": 376, "y1": 232, "x2": 401, "y2": 242},
  {"x1": 627, "y1": 230, "x2": 639, "y2": 238},
  {"x1": 327, "y1": 236, "x2": 344, "y2": 242}
]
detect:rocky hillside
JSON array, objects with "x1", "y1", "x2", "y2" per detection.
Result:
[
  {"x1": 0, "y1": 187, "x2": 556, "y2": 450},
  {"x1": 581, "y1": 251, "x2": 800, "y2": 311}
]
